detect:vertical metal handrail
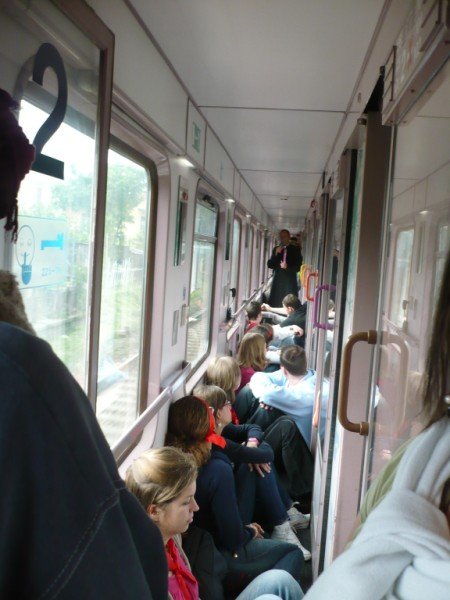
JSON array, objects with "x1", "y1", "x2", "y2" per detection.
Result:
[
  {"x1": 337, "y1": 330, "x2": 377, "y2": 436},
  {"x1": 313, "y1": 284, "x2": 337, "y2": 329},
  {"x1": 306, "y1": 271, "x2": 319, "y2": 301}
]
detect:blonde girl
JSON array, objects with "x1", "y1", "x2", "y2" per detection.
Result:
[
  {"x1": 126, "y1": 445, "x2": 304, "y2": 600},
  {"x1": 205, "y1": 356, "x2": 241, "y2": 418}
]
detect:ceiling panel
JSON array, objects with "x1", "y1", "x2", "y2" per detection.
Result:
[
  {"x1": 258, "y1": 196, "x2": 311, "y2": 210},
  {"x1": 130, "y1": 0, "x2": 385, "y2": 111},
  {"x1": 201, "y1": 108, "x2": 343, "y2": 171},
  {"x1": 243, "y1": 171, "x2": 319, "y2": 197}
]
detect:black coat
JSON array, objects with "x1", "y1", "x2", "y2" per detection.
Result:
[
  {"x1": 267, "y1": 245, "x2": 302, "y2": 306},
  {"x1": 0, "y1": 322, "x2": 167, "y2": 599}
]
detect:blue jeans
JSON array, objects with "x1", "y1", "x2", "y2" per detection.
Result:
[
  {"x1": 222, "y1": 537, "x2": 303, "y2": 595},
  {"x1": 236, "y1": 570, "x2": 303, "y2": 600}
]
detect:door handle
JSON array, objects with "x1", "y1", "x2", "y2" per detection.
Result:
[
  {"x1": 306, "y1": 271, "x2": 319, "y2": 301},
  {"x1": 338, "y1": 330, "x2": 377, "y2": 436},
  {"x1": 313, "y1": 284, "x2": 336, "y2": 329}
]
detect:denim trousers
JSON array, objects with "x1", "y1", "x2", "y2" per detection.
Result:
[
  {"x1": 222, "y1": 537, "x2": 303, "y2": 595},
  {"x1": 236, "y1": 569, "x2": 304, "y2": 600}
]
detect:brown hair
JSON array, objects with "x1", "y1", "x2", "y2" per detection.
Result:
[
  {"x1": 246, "y1": 301, "x2": 262, "y2": 321},
  {"x1": 280, "y1": 345, "x2": 307, "y2": 376},
  {"x1": 423, "y1": 248, "x2": 450, "y2": 427},
  {"x1": 237, "y1": 332, "x2": 266, "y2": 372},
  {"x1": 194, "y1": 384, "x2": 227, "y2": 418},
  {"x1": 165, "y1": 396, "x2": 211, "y2": 467},
  {"x1": 125, "y1": 447, "x2": 197, "y2": 511},
  {"x1": 252, "y1": 323, "x2": 274, "y2": 343},
  {"x1": 282, "y1": 294, "x2": 301, "y2": 311},
  {"x1": 205, "y1": 356, "x2": 241, "y2": 404}
]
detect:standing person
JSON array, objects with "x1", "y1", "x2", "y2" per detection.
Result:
[{"x1": 267, "y1": 230, "x2": 302, "y2": 307}]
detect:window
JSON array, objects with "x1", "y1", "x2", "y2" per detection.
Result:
[
  {"x1": 186, "y1": 198, "x2": 218, "y2": 367},
  {"x1": 390, "y1": 228, "x2": 414, "y2": 327},
  {"x1": 229, "y1": 217, "x2": 241, "y2": 312},
  {"x1": 16, "y1": 97, "x2": 97, "y2": 388},
  {"x1": 96, "y1": 148, "x2": 151, "y2": 446},
  {"x1": 246, "y1": 226, "x2": 254, "y2": 298}
]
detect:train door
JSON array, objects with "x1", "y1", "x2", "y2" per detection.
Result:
[
  {"x1": 361, "y1": 66, "x2": 450, "y2": 518},
  {"x1": 309, "y1": 149, "x2": 358, "y2": 572},
  {"x1": 316, "y1": 15, "x2": 449, "y2": 574},
  {"x1": 311, "y1": 107, "x2": 391, "y2": 572}
]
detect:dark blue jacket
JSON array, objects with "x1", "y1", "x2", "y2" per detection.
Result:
[
  {"x1": 222, "y1": 423, "x2": 274, "y2": 465},
  {"x1": 0, "y1": 323, "x2": 167, "y2": 599},
  {"x1": 193, "y1": 450, "x2": 254, "y2": 553}
]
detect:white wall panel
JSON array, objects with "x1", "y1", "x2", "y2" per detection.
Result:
[
  {"x1": 233, "y1": 170, "x2": 241, "y2": 202},
  {"x1": 204, "y1": 127, "x2": 234, "y2": 195},
  {"x1": 88, "y1": 0, "x2": 187, "y2": 149},
  {"x1": 186, "y1": 101, "x2": 206, "y2": 167},
  {"x1": 239, "y1": 181, "x2": 253, "y2": 212}
]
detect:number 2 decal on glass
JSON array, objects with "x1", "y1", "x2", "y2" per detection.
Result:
[{"x1": 31, "y1": 43, "x2": 68, "y2": 179}]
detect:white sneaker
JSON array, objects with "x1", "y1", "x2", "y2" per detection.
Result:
[
  {"x1": 287, "y1": 505, "x2": 310, "y2": 530},
  {"x1": 271, "y1": 521, "x2": 312, "y2": 561}
]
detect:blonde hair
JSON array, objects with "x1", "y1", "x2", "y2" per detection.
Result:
[
  {"x1": 194, "y1": 384, "x2": 227, "y2": 418},
  {"x1": 125, "y1": 446, "x2": 197, "y2": 511},
  {"x1": 205, "y1": 356, "x2": 241, "y2": 403},
  {"x1": 237, "y1": 332, "x2": 266, "y2": 372}
]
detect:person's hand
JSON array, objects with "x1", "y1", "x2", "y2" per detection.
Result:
[
  {"x1": 291, "y1": 325, "x2": 303, "y2": 335},
  {"x1": 247, "y1": 439, "x2": 259, "y2": 448},
  {"x1": 247, "y1": 522, "x2": 265, "y2": 538},
  {"x1": 259, "y1": 402, "x2": 273, "y2": 411},
  {"x1": 250, "y1": 463, "x2": 271, "y2": 477},
  {"x1": 261, "y1": 303, "x2": 271, "y2": 311},
  {"x1": 275, "y1": 246, "x2": 283, "y2": 255}
]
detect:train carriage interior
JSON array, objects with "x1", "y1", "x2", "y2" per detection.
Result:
[{"x1": 1, "y1": 0, "x2": 449, "y2": 598}]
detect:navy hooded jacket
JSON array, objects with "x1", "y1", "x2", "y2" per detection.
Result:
[{"x1": 0, "y1": 322, "x2": 167, "y2": 599}]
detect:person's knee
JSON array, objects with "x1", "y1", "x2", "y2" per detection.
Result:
[{"x1": 250, "y1": 569, "x2": 304, "y2": 598}]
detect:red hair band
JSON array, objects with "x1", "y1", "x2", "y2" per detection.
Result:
[{"x1": 195, "y1": 397, "x2": 227, "y2": 449}]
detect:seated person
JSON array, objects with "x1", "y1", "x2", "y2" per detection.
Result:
[
  {"x1": 262, "y1": 294, "x2": 307, "y2": 348},
  {"x1": 249, "y1": 324, "x2": 281, "y2": 370},
  {"x1": 245, "y1": 301, "x2": 263, "y2": 333},
  {"x1": 248, "y1": 301, "x2": 303, "y2": 346},
  {"x1": 236, "y1": 332, "x2": 267, "y2": 392},
  {"x1": 249, "y1": 346, "x2": 328, "y2": 446},
  {"x1": 126, "y1": 446, "x2": 304, "y2": 600},
  {"x1": 205, "y1": 356, "x2": 242, "y2": 423},
  {"x1": 0, "y1": 311, "x2": 168, "y2": 599},
  {"x1": 165, "y1": 396, "x2": 305, "y2": 593},
  {"x1": 197, "y1": 384, "x2": 313, "y2": 528}
]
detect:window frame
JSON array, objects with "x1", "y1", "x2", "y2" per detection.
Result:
[
  {"x1": 98, "y1": 135, "x2": 158, "y2": 417},
  {"x1": 230, "y1": 215, "x2": 242, "y2": 312},
  {"x1": 185, "y1": 190, "x2": 219, "y2": 372},
  {"x1": 4, "y1": 0, "x2": 114, "y2": 407},
  {"x1": 246, "y1": 224, "x2": 254, "y2": 299},
  {"x1": 388, "y1": 225, "x2": 415, "y2": 328}
]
